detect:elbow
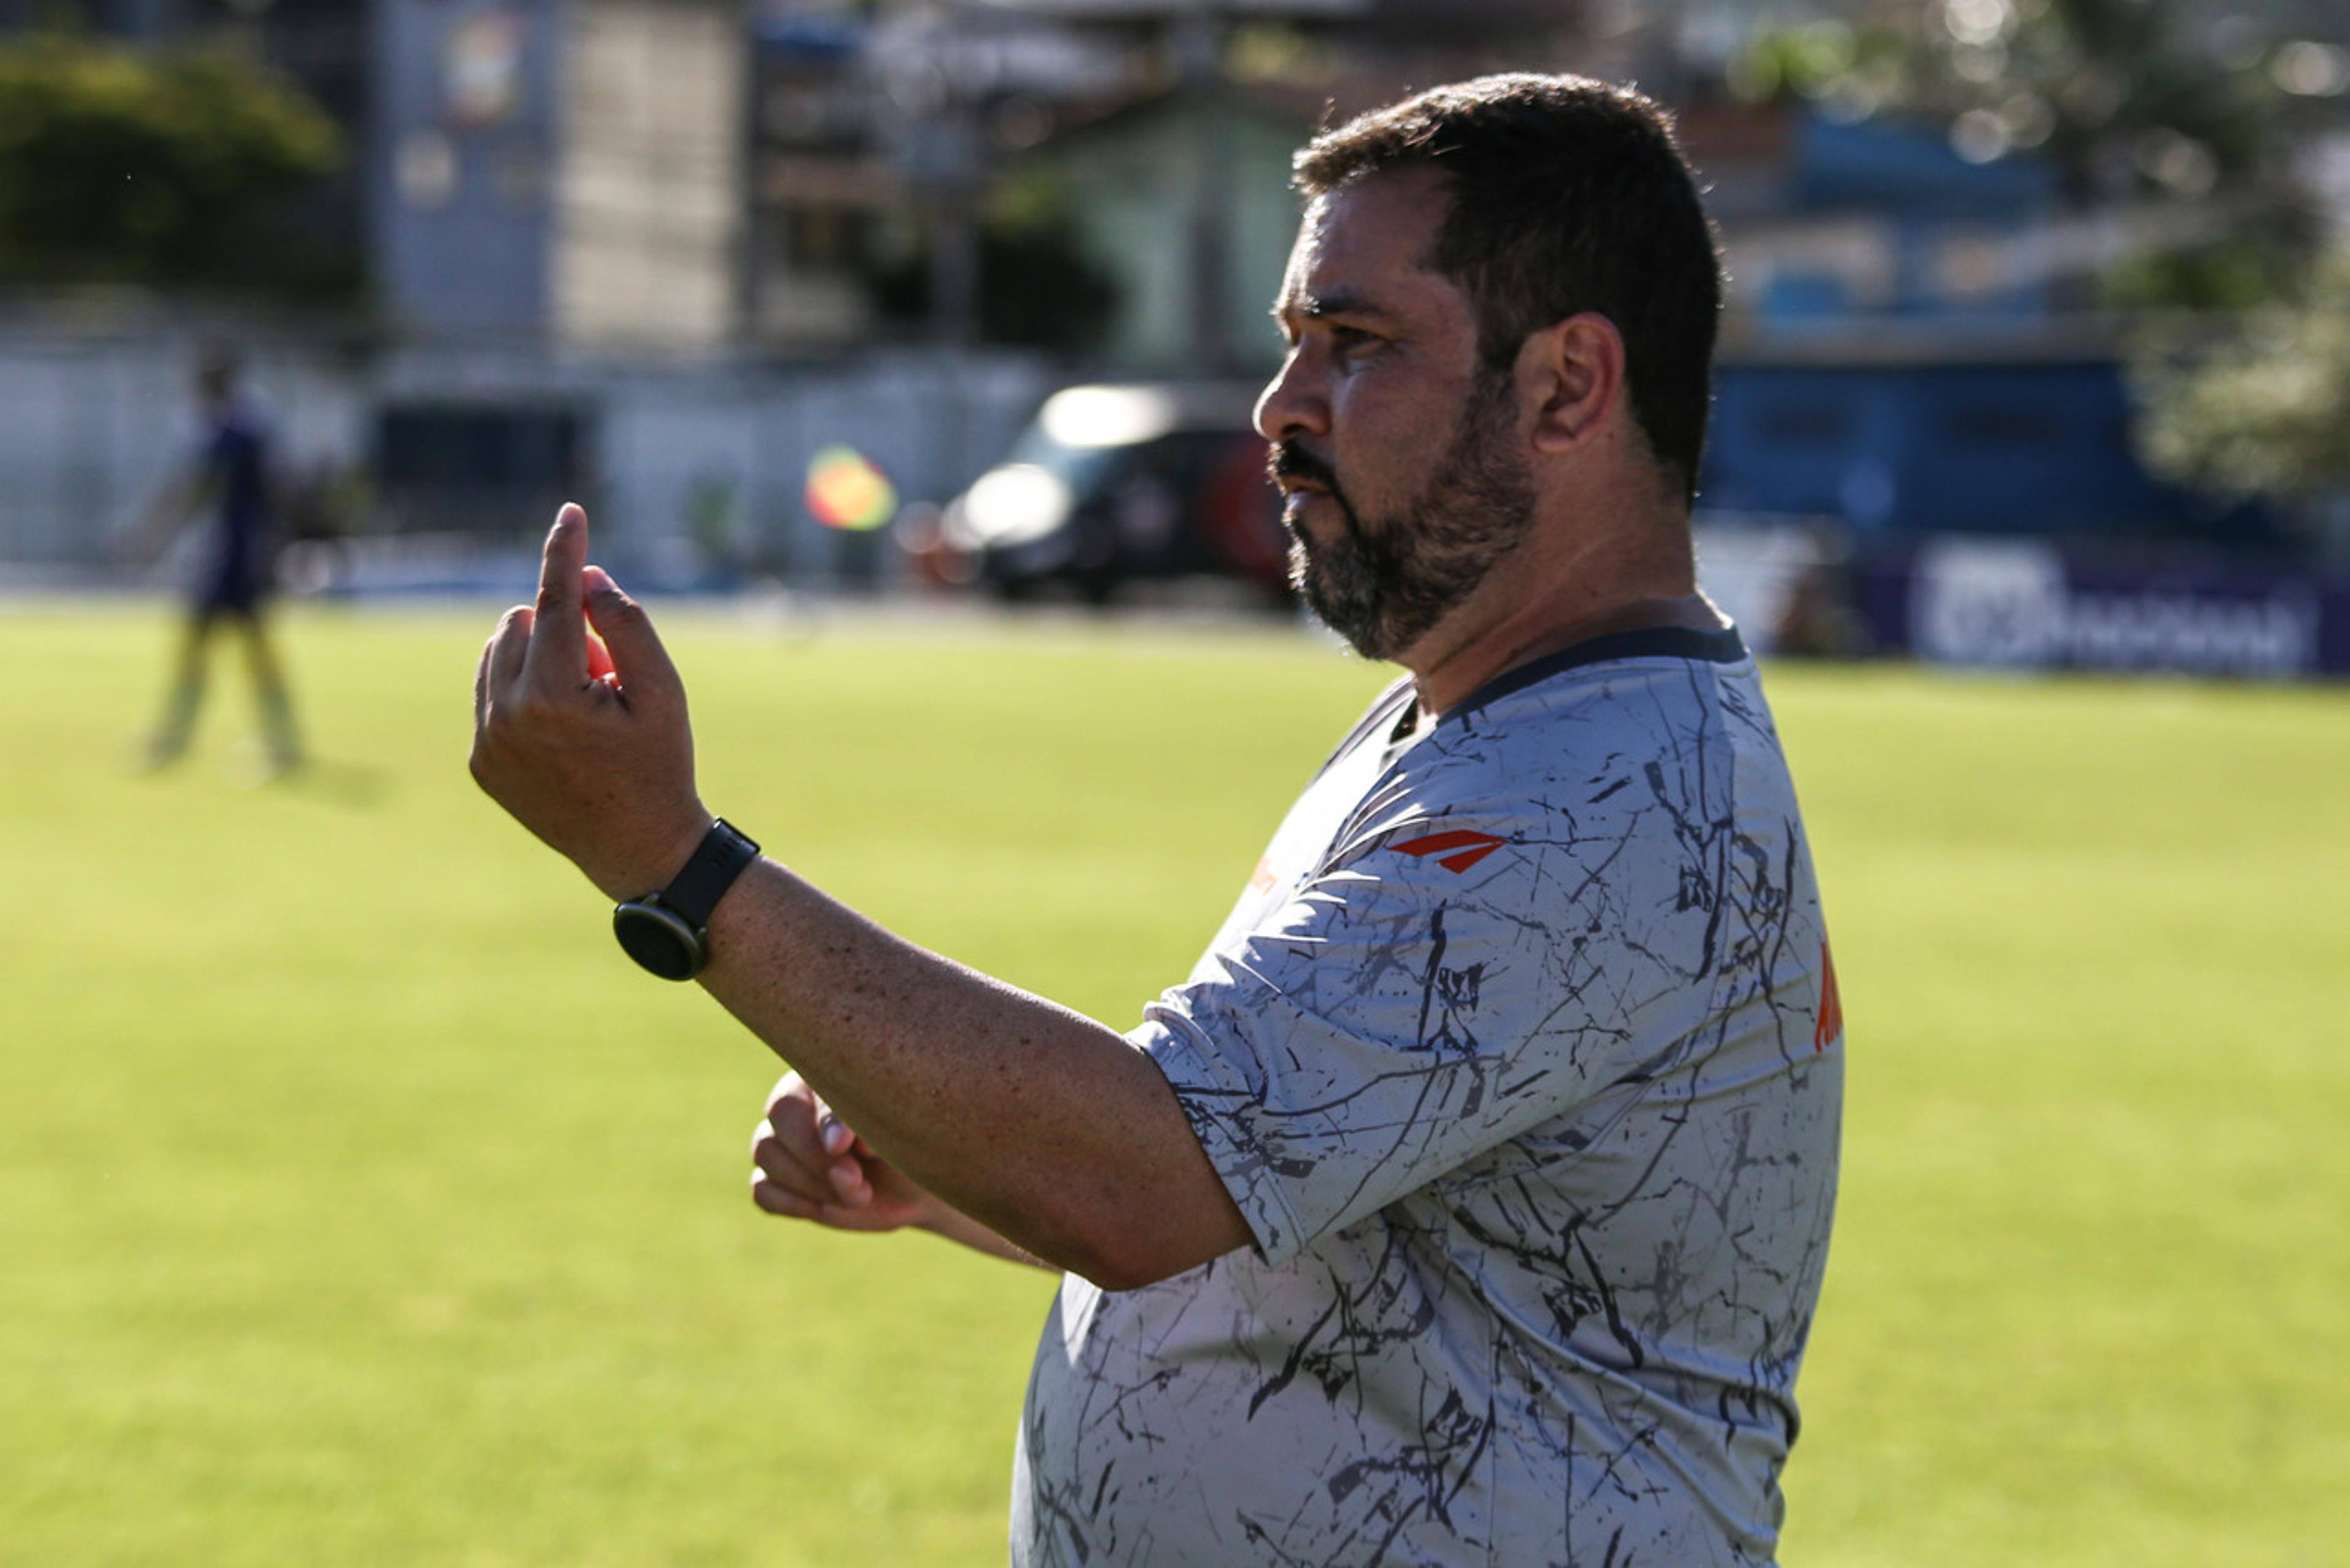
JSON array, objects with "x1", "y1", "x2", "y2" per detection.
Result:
[
  {"x1": 1068, "y1": 1250, "x2": 1183, "y2": 1294},
  {"x1": 1004, "y1": 1161, "x2": 1256, "y2": 1291},
  {"x1": 1059, "y1": 1224, "x2": 1237, "y2": 1293},
  {"x1": 1039, "y1": 1226, "x2": 1155, "y2": 1292}
]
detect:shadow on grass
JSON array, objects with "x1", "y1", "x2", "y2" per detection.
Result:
[
  {"x1": 121, "y1": 740, "x2": 397, "y2": 805},
  {"x1": 273, "y1": 757, "x2": 396, "y2": 808}
]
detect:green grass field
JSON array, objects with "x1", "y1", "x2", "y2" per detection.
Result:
[{"x1": 4, "y1": 599, "x2": 2346, "y2": 1566}]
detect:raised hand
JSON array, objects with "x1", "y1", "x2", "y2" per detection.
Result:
[{"x1": 469, "y1": 502, "x2": 711, "y2": 899}]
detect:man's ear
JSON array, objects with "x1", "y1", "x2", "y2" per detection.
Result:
[{"x1": 1515, "y1": 313, "x2": 1626, "y2": 455}]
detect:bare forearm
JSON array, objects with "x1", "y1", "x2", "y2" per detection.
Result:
[
  {"x1": 468, "y1": 509, "x2": 1245, "y2": 1287},
  {"x1": 698, "y1": 859, "x2": 1248, "y2": 1289}
]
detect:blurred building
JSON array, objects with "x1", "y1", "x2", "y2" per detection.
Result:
[
  {"x1": 0, "y1": 0, "x2": 745, "y2": 351},
  {"x1": 746, "y1": 2, "x2": 1139, "y2": 351},
  {"x1": 374, "y1": 0, "x2": 744, "y2": 351},
  {"x1": 738, "y1": 0, "x2": 1597, "y2": 367},
  {"x1": 748, "y1": 10, "x2": 889, "y2": 349},
  {"x1": 1015, "y1": 83, "x2": 1309, "y2": 372},
  {"x1": 1692, "y1": 105, "x2": 2063, "y2": 324}
]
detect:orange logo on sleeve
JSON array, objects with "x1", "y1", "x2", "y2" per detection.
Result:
[
  {"x1": 1814, "y1": 939, "x2": 1843, "y2": 1051},
  {"x1": 1392, "y1": 829, "x2": 1509, "y2": 874}
]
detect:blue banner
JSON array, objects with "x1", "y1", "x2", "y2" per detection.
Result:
[{"x1": 1854, "y1": 539, "x2": 2349, "y2": 679}]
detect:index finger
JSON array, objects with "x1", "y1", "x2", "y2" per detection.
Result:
[{"x1": 522, "y1": 502, "x2": 588, "y2": 685}]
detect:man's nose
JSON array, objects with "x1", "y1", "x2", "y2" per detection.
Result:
[{"x1": 1254, "y1": 349, "x2": 1329, "y2": 444}]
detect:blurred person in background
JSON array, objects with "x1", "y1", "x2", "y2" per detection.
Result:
[
  {"x1": 125, "y1": 341, "x2": 303, "y2": 778},
  {"x1": 472, "y1": 74, "x2": 1842, "y2": 1567}
]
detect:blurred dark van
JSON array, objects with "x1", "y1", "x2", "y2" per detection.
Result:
[{"x1": 931, "y1": 383, "x2": 1291, "y2": 603}]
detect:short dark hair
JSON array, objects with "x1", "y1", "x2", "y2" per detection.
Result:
[{"x1": 1296, "y1": 74, "x2": 1721, "y2": 504}]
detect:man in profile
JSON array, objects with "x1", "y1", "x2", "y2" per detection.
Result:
[
  {"x1": 129, "y1": 342, "x2": 302, "y2": 778},
  {"x1": 472, "y1": 73, "x2": 1843, "y2": 1566}
]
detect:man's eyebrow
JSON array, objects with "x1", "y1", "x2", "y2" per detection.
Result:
[
  {"x1": 1271, "y1": 290, "x2": 1393, "y2": 324},
  {"x1": 1304, "y1": 291, "x2": 1392, "y2": 320}
]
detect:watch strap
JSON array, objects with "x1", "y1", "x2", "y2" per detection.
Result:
[{"x1": 653, "y1": 818, "x2": 761, "y2": 928}]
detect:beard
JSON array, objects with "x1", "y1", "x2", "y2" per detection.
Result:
[{"x1": 1274, "y1": 374, "x2": 1535, "y2": 663}]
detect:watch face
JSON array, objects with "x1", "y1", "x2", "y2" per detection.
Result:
[{"x1": 613, "y1": 902, "x2": 703, "y2": 980}]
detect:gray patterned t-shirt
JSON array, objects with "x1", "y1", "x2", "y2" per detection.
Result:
[{"x1": 1013, "y1": 625, "x2": 1844, "y2": 1566}]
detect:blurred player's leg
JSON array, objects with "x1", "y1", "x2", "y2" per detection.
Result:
[
  {"x1": 137, "y1": 613, "x2": 214, "y2": 770},
  {"x1": 236, "y1": 614, "x2": 302, "y2": 778}
]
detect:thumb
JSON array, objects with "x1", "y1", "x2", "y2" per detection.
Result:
[{"x1": 581, "y1": 565, "x2": 682, "y2": 702}]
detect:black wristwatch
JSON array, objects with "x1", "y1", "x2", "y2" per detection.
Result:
[{"x1": 611, "y1": 818, "x2": 761, "y2": 980}]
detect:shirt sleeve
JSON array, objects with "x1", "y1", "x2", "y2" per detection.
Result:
[{"x1": 1133, "y1": 794, "x2": 1715, "y2": 1267}]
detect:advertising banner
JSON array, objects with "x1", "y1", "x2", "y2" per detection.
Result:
[{"x1": 1855, "y1": 539, "x2": 2349, "y2": 679}]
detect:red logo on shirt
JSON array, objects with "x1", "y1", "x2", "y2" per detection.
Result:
[
  {"x1": 1391, "y1": 829, "x2": 1508, "y2": 874},
  {"x1": 1814, "y1": 939, "x2": 1844, "y2": 1051}
]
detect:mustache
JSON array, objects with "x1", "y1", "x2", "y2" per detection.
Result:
[{"x1": 1269, "y1": 441, "x2": 1340, "y2": 493}]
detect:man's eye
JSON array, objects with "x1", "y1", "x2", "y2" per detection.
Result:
[{"x1": 1331, "y1": 326, "x2": 1379, "y2": 353}]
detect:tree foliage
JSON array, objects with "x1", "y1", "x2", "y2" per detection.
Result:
[
  {"x1": 1730, "y1": 1, "x2": 2334, "y2": 307},
  {"x1": 0, "y1": 37, "x2": 341, "y2": 289},
  {"x1": 1733, "y1": 1, "x2": 2302, "y2": 193},
  {"x1": 2139, "y1": 251, "x2": 2350, "y2": 504}
]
